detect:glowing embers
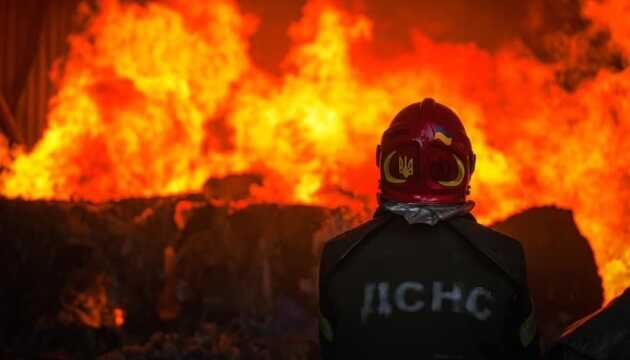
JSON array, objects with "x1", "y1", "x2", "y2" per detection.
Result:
[
  {"x1": 57, "y1": 273, "x2": 122, "y2": 329},
  {"x1": 114, "y1": 308, "x2": 125, "y2": 327}
]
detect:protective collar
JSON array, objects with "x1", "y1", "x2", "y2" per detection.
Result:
[{"x1": 379, "y1": 199, "x2": 475, "y2": 226}]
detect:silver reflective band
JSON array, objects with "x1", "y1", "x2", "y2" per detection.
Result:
[
  {"x1": 520, "y1": 306, "x2": 536, "y2": 347},
  {"x1": 320, "y1": 316, "x2": 334, "y2": 342}
]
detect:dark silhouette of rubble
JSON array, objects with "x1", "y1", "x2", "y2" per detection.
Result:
[
  {"x1": 0, "y1": 199, "x2": 605, "y2": 357},
  {"x1": 492, "y1": 206, "x2": 604, "y2": 348}
]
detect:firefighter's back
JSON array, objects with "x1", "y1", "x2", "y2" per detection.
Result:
[{"x1": 321, "y1": 215, "x2": 524, "y2": 359}]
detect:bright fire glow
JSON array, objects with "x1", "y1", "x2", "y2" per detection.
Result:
[
  {"x1": 114, "y1": 307, "x2": 125, "y2": 327},
  {"x1": 0, "y1": 0, "x2": 629, "y2": 302}
]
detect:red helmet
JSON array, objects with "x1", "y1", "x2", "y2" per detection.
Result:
[{"x1": 377, "y1": 98, "x2": 476, "y2": 205}]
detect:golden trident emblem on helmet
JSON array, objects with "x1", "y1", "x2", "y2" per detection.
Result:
[
  {"x1": 383, "y1": 151, "x2": 413, "y2": 184},
  {"x1": 399, "y1": 156, "x2": 413, "y2": 179}
]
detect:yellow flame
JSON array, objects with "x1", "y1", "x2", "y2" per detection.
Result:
[{"x1": 0, "y1": 0, "x2": 629, "y2": 302}]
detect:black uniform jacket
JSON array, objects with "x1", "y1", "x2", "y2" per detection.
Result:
[
  {"x1": 545, "y1": 288, "x2": 630, "y2": 360},
  {"x1": 319, "y1": 211, "x2": 540, "y2": 359}
]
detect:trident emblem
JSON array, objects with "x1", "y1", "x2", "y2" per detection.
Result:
[
  {"x1": 383, "y1": 151, "x2": 414, "y2": 184},
  {"x1": 399, "y1": 156, "x2": 413, "y2": 179}
]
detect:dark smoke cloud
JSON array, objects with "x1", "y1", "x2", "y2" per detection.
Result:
[
  {"x1": 238, "y1": 0, "x2": 627, "y2": 91},
  {"x1": 519, "y1": 0, "x2": 627, "y2": 91},
  {"x1": 238, "y1": 0, "x2": 305, "y2": 72}
]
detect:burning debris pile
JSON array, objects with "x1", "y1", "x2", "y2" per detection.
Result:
[
  {"x1": 99, "y1": 323, "x2": 319, "y2": 360},
  {"x1": 0, "y1": 185, "x2": 357, "y2": 358},
  {"x1": 0, "y1": 191, "x2": 602, "y2": 357}
]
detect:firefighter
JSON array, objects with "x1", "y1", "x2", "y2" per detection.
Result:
[{"x1": 318, "y1": 98, "x2": 541, "y2": 359}]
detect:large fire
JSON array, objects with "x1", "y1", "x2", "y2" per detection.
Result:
[{"x1": 0, "y1": 0, "x2": 629, "y2": 302}]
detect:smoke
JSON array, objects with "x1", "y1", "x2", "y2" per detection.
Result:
[
  {"x1": 520, "y1": 0, "x2": 627, "y2": 91},
  {"x1": 239, "y1": 0, "x2": 627, "y2": 90}
]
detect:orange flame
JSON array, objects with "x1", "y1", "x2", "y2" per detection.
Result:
[
  {"x1": 0, "y1": 0, "x2": 629, "y2": 302},
  {"x1": 114, "y1": 307, "x2": 125, "y2": 327}
]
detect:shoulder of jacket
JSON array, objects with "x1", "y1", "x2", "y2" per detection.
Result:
[
  {"x1": 465, "y1": 218, "x2": 524, "y2": 256},
  {"x1": 323, "y1": 216, "x2": 387, "y2": 258},
  {"x1": 320, "y1": 215, "x2": 392, "y2": 275},
  {"x1": 447, "y1": 216, "x2": 526, "y2": 285}
]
